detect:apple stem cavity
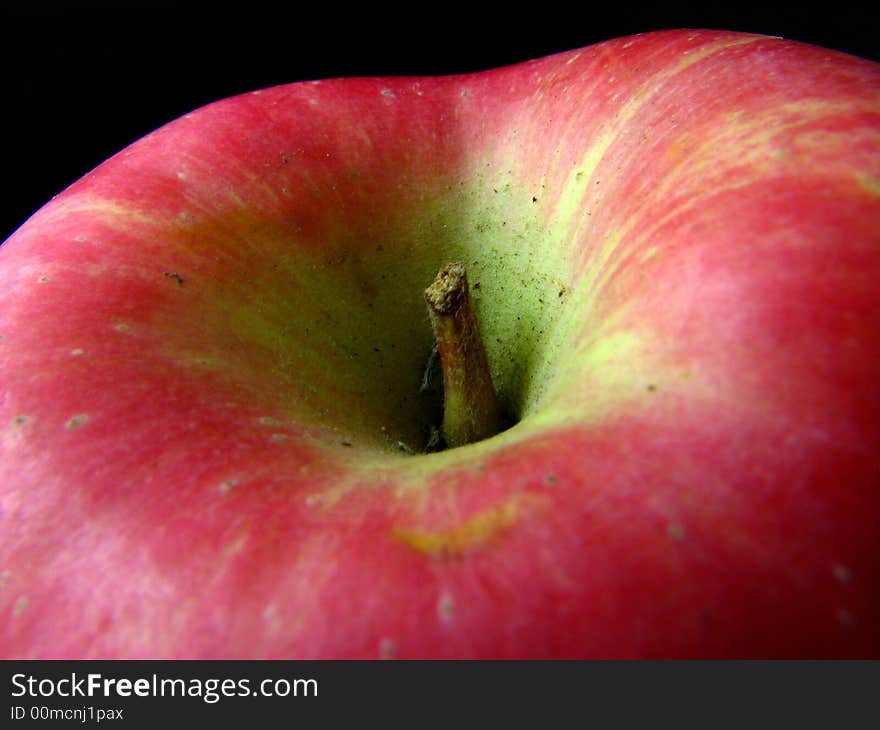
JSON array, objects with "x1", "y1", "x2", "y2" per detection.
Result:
[{"x1": 425, "y1": 262, "x2": 504, "y2": 448}]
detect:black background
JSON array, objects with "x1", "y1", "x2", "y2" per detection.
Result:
[{"x1": 1, "y1": 4, "x2": 878, "y2": 244}]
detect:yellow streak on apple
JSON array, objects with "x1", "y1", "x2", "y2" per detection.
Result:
[
  {"x1": 392, "y1": 492, "x2": 551, "y2": 558},
  {"x1": 858, "y1": 173, "x2": 880, "y2": 197}
]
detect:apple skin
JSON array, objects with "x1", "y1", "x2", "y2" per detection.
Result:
[{"x1": 1, "y1": 29, "x2": 879, "y2": 659}]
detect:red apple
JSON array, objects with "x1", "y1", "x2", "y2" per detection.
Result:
[{"x1": 1, "y1": 29, "x2": 878, "y2": 659}]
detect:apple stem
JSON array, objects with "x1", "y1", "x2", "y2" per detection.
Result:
[{"x1": 425, "y1": 262, "x2": 504, "y2": 448}]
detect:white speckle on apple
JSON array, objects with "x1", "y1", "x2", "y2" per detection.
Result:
[
  {"x1": 258, "y1": 416, "x2": 281, "y2": 427},
  {"x1": 833, "y1": 564, "x2": 852, "y2": 583},
  {"x1": 270, "y1": 433, "x2": 289, "y2": 443},
  {"x1": 437, "y1": 593, "x2": 455, "y2": 624},
  {"x1": 74, "y1": 235, "x2": 88, "y2": 243},
  {"x1": 380, "y1": 89, "x2": 395, "y2": 100},
  {"x1": 836, "y1": 608, "x2": 856, "y2": 626},
  {"x1": 70, "y1": 348, "x2": 84, "y2": 357},
  {"x1": 113, "y1": 323, "x2": 130, "y2": 334},
  {"x1": 223, "y1": 535, "x2": 248, "y2": 556},
  {"x1": 37, "y1": 276, "x2": 50, "y2": 284},
  {"x1": 0, "y1": 570, "x2": 10, "y2": 586},
  {"x1": 666, "y1": 522, "x2": 686, "y2": 541},
  {"x1": 65, "y1": 414, "x2": 88, "y2": 430},
  {"x1": 308, "y1": 98, "x2": 319, "y2": 106},
  {"x1": 13, "y1": 596, "x2": 28, "y2": 617},
  {"x1": 378, "y1": 637, "x2": 397, "y2": 659},
  {"x1": 219, "y1": 479, "x2": 238, "y2": 493},
  {"x1": 176, "y1": 171, "x2": 186, "y2": 180},
  {"x1": 262, "y1": 603, "x2": 283, "y2": 637}
]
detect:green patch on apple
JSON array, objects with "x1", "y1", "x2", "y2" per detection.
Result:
[{"x1": 147, "y1": 161, "x2": 583, "y2": 457}]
